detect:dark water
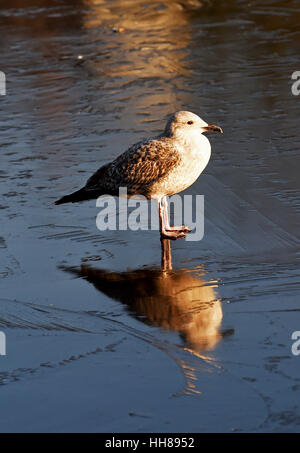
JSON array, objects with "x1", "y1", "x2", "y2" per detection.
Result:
[{"x1": 0, "y1": 0, "x2": 299, "y2": 432}]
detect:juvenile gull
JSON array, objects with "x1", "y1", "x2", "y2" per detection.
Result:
[{"x1": 55, "y1": 111, "x2": 223, "y2": 239}]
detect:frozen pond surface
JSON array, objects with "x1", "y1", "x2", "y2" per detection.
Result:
[{"x1": 0, "y1": 0, "x2": 299, "y2": 432}]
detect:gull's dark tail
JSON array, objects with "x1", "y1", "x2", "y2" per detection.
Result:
[{"x1": 54, "y1": 187, "x2": 98, "y2": 205}]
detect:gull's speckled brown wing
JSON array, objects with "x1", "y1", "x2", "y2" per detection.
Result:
[{"x1": 85, "y1": 137, "x2": 182, "y2": 197}]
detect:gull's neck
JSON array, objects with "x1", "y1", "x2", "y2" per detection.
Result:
[{"x1": 176, "y1": 130, "x2": 212, "y2": 169}]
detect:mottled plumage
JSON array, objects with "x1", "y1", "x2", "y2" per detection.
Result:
[{"x1": 86, "y1": 137, "x2": 182, "y2": 198}]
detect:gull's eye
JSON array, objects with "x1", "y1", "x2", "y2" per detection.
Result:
[{"x1": 187, "y1": 120, "x2": 193, "y2": 125}]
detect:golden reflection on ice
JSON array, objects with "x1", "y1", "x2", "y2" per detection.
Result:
[
  {"x1": 83, "y1": 0, "x2": 193, "y2": 30},
  {"x1": 82, "y1": 0, "x2": 194, "y2": 80}
]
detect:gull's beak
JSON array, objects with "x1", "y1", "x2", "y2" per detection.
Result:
[{"x1": 202, "y1": 124, "x2": 223, "y2": 133}]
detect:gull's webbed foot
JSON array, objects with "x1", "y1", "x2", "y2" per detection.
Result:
[
  {"x1": 166, "y1": 225, "x2": 191, "y2": 234},
  {"x1": 160, "y1": 230, "x2": 186, "y2": 240}
]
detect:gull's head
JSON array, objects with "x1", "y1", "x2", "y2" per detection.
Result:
[{"x1": 164, "y1": 111, "x2": 223, "y2": 140}]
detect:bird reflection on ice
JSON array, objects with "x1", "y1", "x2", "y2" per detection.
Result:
[{"x1": 62, "y1": 240, "x2": 224, "y2": 352}]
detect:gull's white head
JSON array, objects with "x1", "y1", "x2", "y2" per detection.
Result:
[{"x1": 164, "y1": 111, "x2": 223, "y2": 140}]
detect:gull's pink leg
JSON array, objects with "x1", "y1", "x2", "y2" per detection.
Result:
[
  {"x1": 158, "y1": 198, "x2": 186, "y2": 240},
  {"x1": 161, "y1": 196, "x2": 191, "y2": 234}
]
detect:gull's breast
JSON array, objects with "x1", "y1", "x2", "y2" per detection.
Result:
[{"x1": 150, "y1": 137, "x2": 211, "y2": 198}]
